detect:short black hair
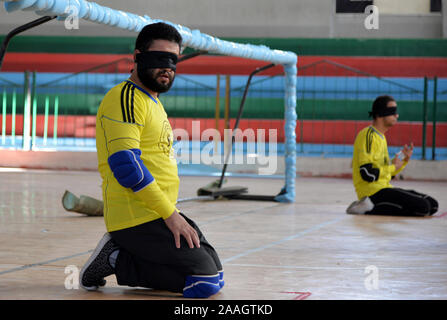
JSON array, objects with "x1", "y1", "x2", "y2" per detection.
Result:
[
  {"x1": 370, "y1": 95, "x2": 395, "y2": 119},
  {"x1": 135, "y1": 22, "x2": 182, "y2": 52}
]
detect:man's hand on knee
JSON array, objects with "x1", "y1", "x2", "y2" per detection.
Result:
[{"x1": 164, "y1": 210, "x2": 200, "y2": 249}]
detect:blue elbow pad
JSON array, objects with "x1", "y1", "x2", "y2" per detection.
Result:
[{"x1": 108, "y1": 149, "x2": 154, "y2": 192}]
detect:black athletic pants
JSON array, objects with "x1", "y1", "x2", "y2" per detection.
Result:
[
  {"x1": 367, "y1": 187, "x2": 438, "y2": 217},
  {"x1": 110, "y1": 213, "x2": 222, "y2": 293}
]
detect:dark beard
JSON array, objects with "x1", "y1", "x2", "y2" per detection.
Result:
[{"x1": 137, "y1": 68, "x2": 174, "y2": 94}]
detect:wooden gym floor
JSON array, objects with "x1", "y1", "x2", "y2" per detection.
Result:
[{"x1": 0, "y1": 168, "x2": 446, "y2": 300}]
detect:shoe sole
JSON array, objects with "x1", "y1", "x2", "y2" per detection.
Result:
[
  {"x1": 79, "y1": 233, "x2": 112, "y2": 291},
  {"x1": 346, "y1": 201, "x2": 360, "y2": 214},
  {"x1": 346, "y1": 197, "x2": 374, "y2": 215}
]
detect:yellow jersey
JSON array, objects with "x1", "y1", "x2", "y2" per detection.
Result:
[
  {"x1": 352, "y1": 125, "x2": 407, "y2": 199},
  {"x1": 96, "y1": 80, "x2": 179, "y2": 232}
]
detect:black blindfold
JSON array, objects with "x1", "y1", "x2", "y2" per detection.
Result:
[
  {"x1": 135, "y1": 51, "x2": 178, "y2": 71},
  {"x1": 369, "y1": 107, "x2": 397, "y2": 118}
]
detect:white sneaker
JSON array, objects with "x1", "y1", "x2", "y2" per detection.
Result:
[{"x1": 346, "y1": 197, "x2": 374, "y2": 215}]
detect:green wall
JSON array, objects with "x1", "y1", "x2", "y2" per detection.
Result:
[{"x1": 1, "y1": 35, "x2": 446, "y2": 57}]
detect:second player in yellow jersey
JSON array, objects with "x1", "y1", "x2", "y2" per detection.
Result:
[{"x1": 352, "y1": 125, "x2": 406, "y2": 200}]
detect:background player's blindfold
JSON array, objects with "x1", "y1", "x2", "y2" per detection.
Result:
[
  {"x1": 135, "y1": 51, "x2": 178, "y2": 71},
  {"x1": 369, "y1": 107, "x2": 397, "y2": 118}
]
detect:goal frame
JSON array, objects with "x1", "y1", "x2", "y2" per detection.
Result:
[{"x1": 3, "y1": 0, "x2": 298, "y2": 203}]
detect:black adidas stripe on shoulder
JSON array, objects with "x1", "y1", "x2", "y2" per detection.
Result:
[
  {"x1": 120, "y1": 82, "x2": 137, "y2": 123},
  {"x1": 120, "y1": 82, "x2": 130, "y2": 122},
  {"x1": 130, "y1": 85, "x2": 136, "y2": 123},
  {"x1": 365, "y1": 127, "x2": 374, "y2": 154}
]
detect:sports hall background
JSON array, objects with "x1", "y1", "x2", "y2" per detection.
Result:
[
  {"x1": 0, "y1": 0, "x2": 447, "y2": 304},
  {"x1": 0, "y1": 0, "x2": 446, "y2": 177}
]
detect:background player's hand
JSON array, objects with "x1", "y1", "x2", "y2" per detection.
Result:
[
  {"x1": 402, "y1": 142, "x2": 414, "y2": 162},
  {"x1": 392, "y1": 153, "x2": 404, "y2": 171},
  {"x1": 164, "y1": 210, "x2": 200, "y2": 249}
]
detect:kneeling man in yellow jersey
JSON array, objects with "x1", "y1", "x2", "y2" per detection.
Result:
[
  {"x1": 79, "y1": 23, "x2": 223, "y2": 298},
  {"x1": 348, "y1": 95, "x2": 438, "y2": 216}
]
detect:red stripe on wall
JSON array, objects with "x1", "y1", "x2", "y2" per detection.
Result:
[
  {"x1": 2, "y1": 115, "x2": 446, "y2": 147},
  {"x1": 2, "y1": 53, "x2": 447, "y2": 77},
  {"x1": 2, "y1": 53, "x2": 134, "y2": 74}
]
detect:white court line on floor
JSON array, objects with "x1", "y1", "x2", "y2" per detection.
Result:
[
  {"x1": 199, "y1": 204, "x2": 281, "y2": 226},
  {"x1": 222, "y1": 216, "x2": 346, "y2": 264},
  {"x1": 0, "y1": 250, "x2": 93, "y2": 276},
  {"x1": 224, "y1": 263, "x2": 446, "y2": 271},
  {"x1": 0, "y1": 210, "x2": 345, "y2": 276}
]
